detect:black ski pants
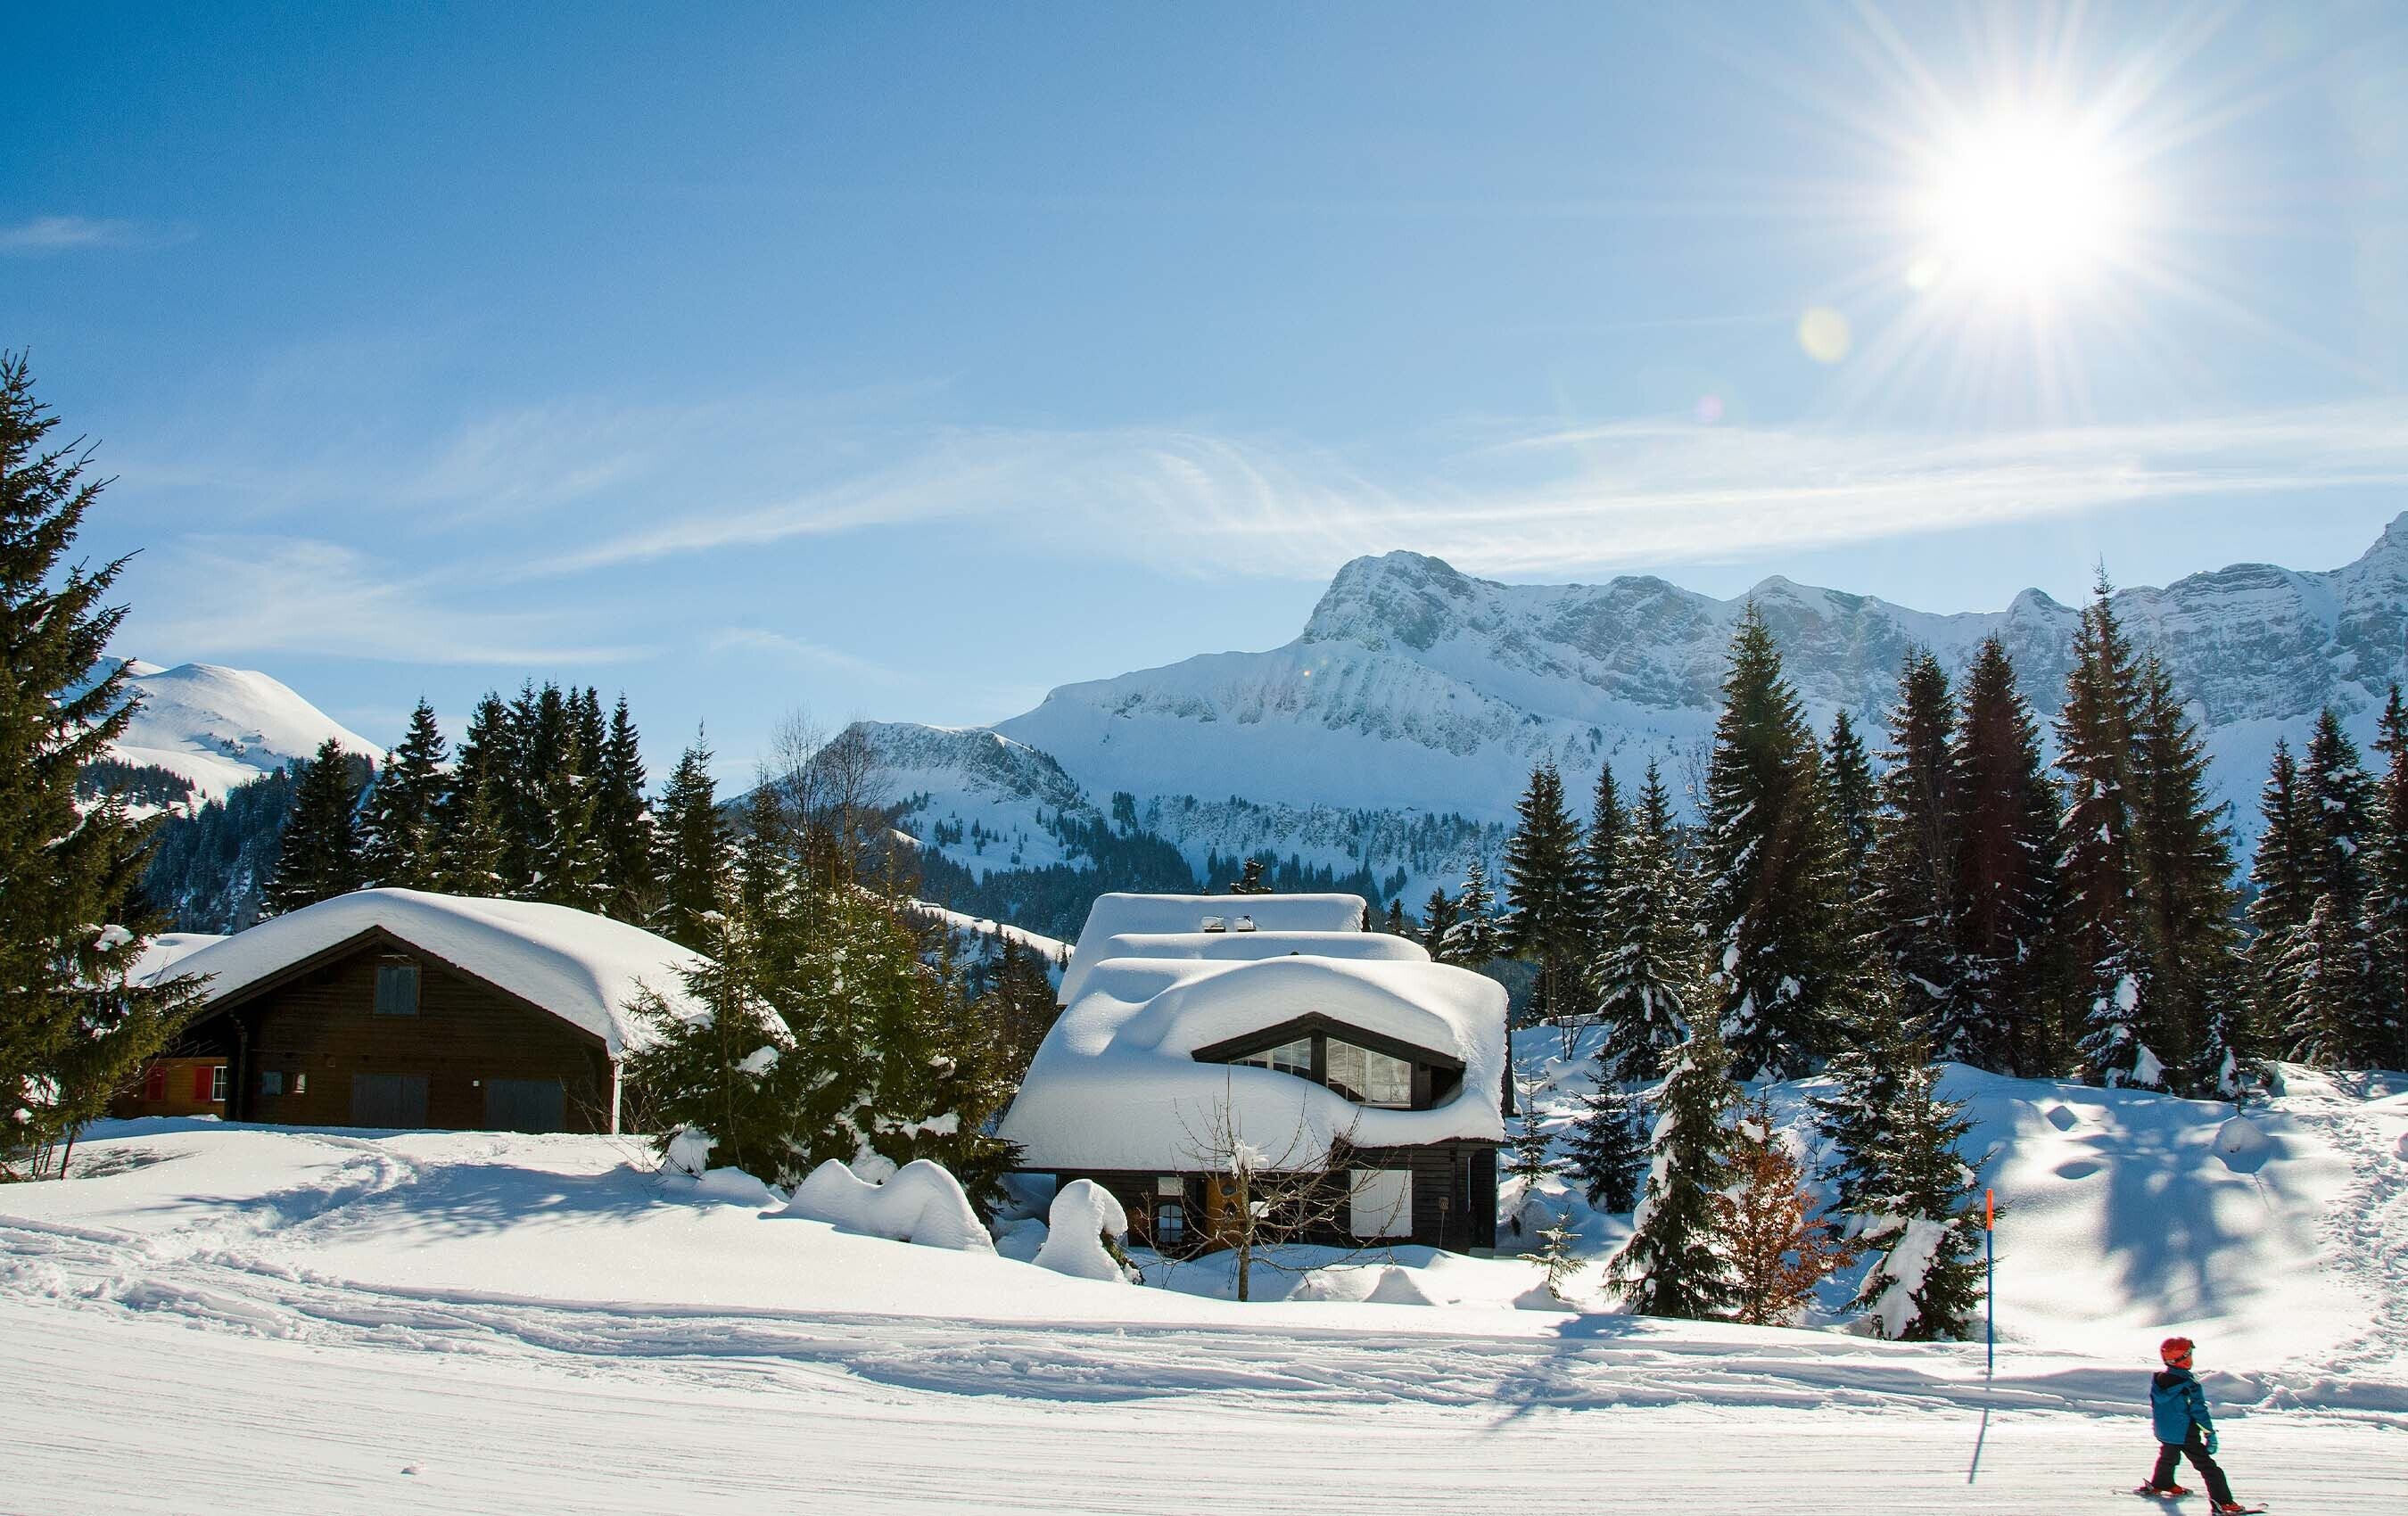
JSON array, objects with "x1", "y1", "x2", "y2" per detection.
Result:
[{"x1": 2150, "y1": 1429, "x2": 2234, "y2": 1505}]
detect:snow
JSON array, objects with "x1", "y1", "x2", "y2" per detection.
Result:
[
  {"x1": 4, "y1": 1076, "x2": 2405, "y2": 1512},
  {"x1": 1032, "y1": 1178, "x2": 1129, "y2": 1281},
  {"x1": 150, "y1": 888, "x2": 706, "y2": 1055},
  {"x1": 104, "y1": 660, "x2": 381, "y2": 802},
  {"x1": 905, "y1": 899, "x2": 1070, "y2": 971},
  {"x1": 1057, "y1": 925, "x2": 1428, "y2": 1004},
  {"x1": 1000, "y1": 952, "x2": 1509, "y2": 1173},
  {"x1": 781, "y1": 1158, "x2": 995, "y2": 1254},
  {"x1": 128, "y1": 930, "x2": 227, "y2": 981},
  {"x1": 1067, "y1": 891, "x2": 1366, "y2": 969}
]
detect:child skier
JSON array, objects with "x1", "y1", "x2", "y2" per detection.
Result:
[{"x1": 2139, "y1": 1336, "x2": 2256, "y2": 1512}]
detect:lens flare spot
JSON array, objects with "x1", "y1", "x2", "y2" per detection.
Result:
[{"x1": 1797, "y1": 307, "x2": 1852, "y2": 364}]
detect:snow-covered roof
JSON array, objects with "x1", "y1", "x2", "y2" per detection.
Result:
[
  {"x1": 1069, "y1": 892, "x2": 1365, "y2": 962},
  {"x1": 1057, "y1": 928, "x2": 1428, "y2": 1006},
  {"x1": 998, "y1": 951, "x2": 1507, "y2": 1173},
  {"x1": 153, "y1": 888, "x2": 707, "y2": 1056}
]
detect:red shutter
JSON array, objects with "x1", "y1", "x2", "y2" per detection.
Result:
[{"x1": 193, "y1": 1066, "x2": 213, "y2": 1100}]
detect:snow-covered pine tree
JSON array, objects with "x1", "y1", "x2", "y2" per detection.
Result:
[
  {"x1": 1229, "y1": 855, "x2": 1273, "y2": 894},
  {"x1": 2053, "y1": 576, "x2": 2156, "y2": 1087},
  {"x1": 0, "y1": 352, "x2": 206, "y2": 1172},
  {"x1": 1701, "y1": 604, "x2": 1843, "y2": 1079},
  {"x1": 1562, "y1": 1083, "x2": 1648, "y2": 1213},
  {"x1": 1594, "y1": 762, "x2": 1700, "y2": 1083},
  {"x1": 2131, "y1": 655, "x2": 2240, "y2": 1091},
  {"x1": 1849, "y1": 1057, "x2": 1985, "y2": 1341},
  {"x1": 593, "y1": 695, "x2": 654, "y2": 924},
  {"x1": 1608, "y1": 1019, "x2": 1739, "y2": 1319},
  {"x1": 1503, "y1": 762, "x2": 1589, "y2": 1025},
  {"x1": 1418, "y1": 886, "x2": 1461, "y2": 961},
  {"x1": 1717, "y1": 1095, "x2": 1855, "y2": 1327},
  {"x1": 2282, "y1": 707, "x2": 2380, "y2": 1065},
  {"x1": 1581, "y1": 762, "x2": 1626, "y2": 949},
  {"x1": 1948, "y1": 636, "x2": 2063, "y2": 1076},
  {"x1": 1810, "y1": 968, "x2": 1917, "y2": 1218},
  {"x1": 359, "y1": 699, "x2": 447, "y2": 890},
  {"x1": 2283, "y1": 890, "x2": 2376, "y2": 1069},
  {"x1": 261, "y1": 737, "x2": 367, "y2": 917},
  {"x1": 1520, "y1": 1208, "x2": 1585, "y2": 1303},
  {"x1": 1504, "y1": 1076, "x2": 1557, "y2": 1190},
  {"x1": 1443, "y1": 859, "x2": 1502, "y2": 967},
  {"x1": 2241, "y1": 740, "x2": 2313, "y2": 1058},
  {"x1": 2366, "y1": 686, "x2": 2408, "y2": 1069},
  {"x1": 439, "y1": 691, "x2": 516, "y2": 894},
  {"x1": 983, "y1": 930, "x2": 1059, "y2": 1081},
  {"x1": 1872, "y1": 650, "x2": 1963, "y2": 1048},
  {"x1": 621, "y1": 914, "x2": 812, "y2": 1182},
  {"x1": 651, "y1": 735, "x2": 730, "y2": 954},
  {"x1": 1822, "y1": 708, "x2": 1876, "y2": 919},
  {"x1": 525, "y1": 710, "x2": 606, "y2": 912}
]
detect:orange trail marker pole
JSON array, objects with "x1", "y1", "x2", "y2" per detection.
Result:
[{"x1": 1984, "y1": 1187, "x2": 1996, "y2": 1377}]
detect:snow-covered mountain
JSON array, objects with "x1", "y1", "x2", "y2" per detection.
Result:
[
  {"x1": 104, "y1": 661, "x2": 380, "y2": 802},
  {"x1": 883, "y1": 514, "x2": 2408, "y2": 911}
]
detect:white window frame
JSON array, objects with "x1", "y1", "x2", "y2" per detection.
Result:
[
  {"x1": 1351, "y1": 1168, "x2": 1412, "y2": 1240},
  {"x1": 210, "y1": 1066, "x2": 229, "y2": 1102},
  {"x1": 1325, "y1": 1038, "x2": 1414, "y2": 1108}
]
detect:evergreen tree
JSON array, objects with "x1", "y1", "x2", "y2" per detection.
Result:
[
  {"x1": 2283, "y1": 891, "x2": 2376, "y2": 1069},
  {"x1": 592, "y1": 695, "x2": 654, "y2": 923},
  {"x1": 1503, "y1": 1078, "x2": 1557, "y2": 1190},
  {"x1": 440, "y1": 692, "x2": 517, "y2": 894},
  {"x1": 1503, "y1": 762, "x2": 1589, "y2": 1023},
  {"x1": 1229, "y1": 855, "x2": 1272, "y2": 894},
  {"x1": 652, "y1": 736, "x2": 731, "y2": 954},
  {"x1": 359, "y1": 700, "x2": 447, "y2": 890},
  {"x1": 1822, "y1": 708, "x2": 1876, "y2": 919},
  {"x1": 1608, "y1": 1021, "x2": 1739, "y2": 1319},
  {"x1": 2242, "y1": 740, "x2": 2313, "y2": 1065},
  {"x1": 2365, "y1": 687, "x2": 2408, "y2": 1069},
  {"x1": 2130, "y1": 655, "x2": 2241, "y2": 1091},
  {"x1": 1562, "y1": 1083, "x2": 1649, "y2": 1213},
  {"x1": 1872, "y1": 650, "x2": 1962, "y2": 1047},
  {"x1": 1701, "y1": 605, "x2": 1842, "y2": 1079},
  {"x1": 261, "y1": 738, "x2": 367, "y2": 916},
  {"x1": 0, "y1": 352, "x2": 204, "y2": 1170},
  {"x1": 981, "y1": 931, "x2": 1060, "y2": 1082},
  {"x1": 1381, "y1": 899, "x2": 1408, "y2": 936},
  {"x1": 1718, "y1": 1096, "x2": 1855, "y2": 1327},
  {"x1": 1949, "y1": 637, "x2": 2062, "y2": 1075},
  {"x1": 1580, "y1": 762, "x2": 1627, "y2": 944},
  {"x1": 621, "y1": 916, "x2": 811, "y2": 1182},
  {"x1": 1419, "y1": 886, "x2": 1462, "y2": 962},
  {"x1": 1810, "y1": 971, "x2": 1918, "y2": 1218},
  {"x1": 1849, "y1": 1059, "x2": 1986, "y2": 1341},
  {"x1": 1443, "y1": 859, "x2": 1502, "y2": 967},
  {"x1": 1593, "y1": 762, "x2": 1700, "y2": 1083},
  {"x1": 525, "y1": 708, "x2": 606, "y2": 911},
  {"x1": 2053, "y1": 576, "x2": 2156, "y2": 1086},
  {"x1": 734, "y1": 782, "x2": 789, "y2": 927},
  {"x1": 1520, "y1": 1208, "x2": 1586, "y2": 1303}
]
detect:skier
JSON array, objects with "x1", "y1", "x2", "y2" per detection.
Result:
[{"x1": 2138, "y1": 1336, "x2": 2257, "y2": 1512}]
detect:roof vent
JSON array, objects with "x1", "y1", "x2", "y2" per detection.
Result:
[
  {"x1": 1200, "y1": 915, "x2": 1226, "y2": 933},
  {"x1": 1233, "y1": 915, "x2": 1256, "y2": 933}
]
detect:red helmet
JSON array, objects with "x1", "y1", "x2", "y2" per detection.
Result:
[{"x1": 2159, "y1": 1336, "x2": 2195, "y2": 1367}]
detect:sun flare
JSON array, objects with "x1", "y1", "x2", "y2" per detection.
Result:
[{"x1": 1918, "y1": 113, "x2": 2127, "y2": 295}]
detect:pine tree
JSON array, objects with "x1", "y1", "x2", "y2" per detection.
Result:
[
  {"x1": 2053, "y1": 576, "x2": 2156, "y2": 1087},
  {"x1": 1443, "y1": 859, "x2": 1502, "y2": 967},
  {"x1": 1702, "y1": 605, "x2": 1842, "y2": 1079},
  {"x1": 1949, "y1": 637, "x2": 2062, "y2": 1075},
  {"x1": 440, "y1": 692, "x2": 517, "y2": 894},
  {"x1": 734, "y1": 782, "x2": 790, "y2": 927},
  {"x1": 1849, "y1": 1059, "x2": 1985, "y2": 1341},
  {"x1": 1381, "y1": 899, "x2": 1408, "y2": 936},
  {"x1": 1520, "y1": 1208, "x2": 1585, "y2": 1303},
  {"x1": 2243, "y1": 740, "x2": 2313, "y2": 1065},
  {"x1": 621, "y1": 915, "x2": 811, "y2": 1182},
  {"x1": 1822, "y1": 709, "x2": 1876, "y2": 919},
  {"x1": 1503, "y1": 1080, "x2": 1557, "y2": 1190},
  {"x1": 261, "y1": 738, "x2": 367, "y2": 916},
  {"x1": 1229, "y1": 855, "x2": 1272, "y2": 894},
  {"x1": 652, "y1": 736, "x2": 731, "y2": 954},
  {"x1": 1418, "y1": 886, "x2": 1462, "y2": 962},
  {"x1": 0, "y1": 352, "x2": 204, "y2": 1170},
  {"x1": 1810, "y1": 971, "x2": 1918, "y2": 1218},
  {"x1": 1872, "y1": 650, "x2": 1963, "y2": 1047},
  {"x1": 1608, "y1": 1021, "x2": 1739, "y2": 1319},
  {"x1": 2283, "y1": 891, "x2": 2376, "y2": 1069},
  {"x1": 982, "y1": 931, "x2": 1060, "y2": 1082},
  {"x1": 592, "y1": 695, "x2": 654, "y2": 923},
  {"x1": 1562, "y1": 1083, "x2": 1649, "y2": 1213},
  {"x1": 359, "y1": 700, "x2": 447, "y2": 890},
  {"x1": 1503, "y1": 762, "x2": 1589, "y2": 1024},
  {"x1": 2279, "y1": 707, "x2": 2379, "y2": 1065},
  {"x1": 525, "y1": 708, "x2": 606, "y2": 912},
  {"x1": 2131, "y1": 655, "x2": 2240, "y2": 1091},
  {"x1": 1580, "y1": 762, "x2": 1627, "y2": 945},
  {"x1": 2365, "y1": 687, "x2": 2408, "y2": 1069},
  {"x1": 1593, "y1": 762, "x2": 1700, "y2": 1083},
  {"x1": 1718, "y1": 1096, "x2": 1856, "y2": 1327}
]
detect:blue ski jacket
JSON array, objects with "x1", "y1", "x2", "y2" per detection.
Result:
[{"x1": 2151, "y1": 1368, "x2": 2214, "y2": 1444}]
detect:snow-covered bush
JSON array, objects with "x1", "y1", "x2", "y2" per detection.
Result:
[
  {"x1": 1031, "y1": 1178, "x2": 1130, "y2": 1281},
  {"x1": 780, "y1": 1158, "x2": 994, "y2": 1253}
]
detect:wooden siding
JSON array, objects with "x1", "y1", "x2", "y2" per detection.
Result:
[
  {"x1": 1051, "y1": 1140, "x2": 1497, "y2": 1256},
  {"x1": 207, "y1": 942, "x2": 615, "y2": 1133}
]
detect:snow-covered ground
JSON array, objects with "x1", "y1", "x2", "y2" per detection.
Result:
[{"x1": 5, "y1": 1063, "x2": 2404, "y2": 1514}]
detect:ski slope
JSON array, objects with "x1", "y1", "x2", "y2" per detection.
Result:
[{"x1": 4, "y1": 1066, "x2": 2403, "y2": 1514}]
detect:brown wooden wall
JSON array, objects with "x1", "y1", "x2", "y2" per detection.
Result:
[
  {"x1": 215, "y1": 943, "x2": 615, "y2": 1133},
  {"x1": 1054, "y1": 1139, "x2": 1497, "y2": 1257}
]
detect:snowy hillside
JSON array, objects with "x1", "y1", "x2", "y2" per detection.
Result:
[
  {"x1": 3, "y1": 1066, "x2": 2401, "y2": 1512},
  {"x1": 885, "y1": 515, "x2": 2408, "y2": 913},
  {"x1": 103, "y1": 660, "x2": 380, "y2": 801}
]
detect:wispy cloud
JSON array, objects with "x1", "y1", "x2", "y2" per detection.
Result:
[
  {"x1": 0, "y1": 215, "x2": 187, "y2": 255},
  {"x1": 119, "y1": 538, "x2": 649, "y2": 666},
  {"x1": 706, "y1": 628, "x2": 905, "y2": 682}
]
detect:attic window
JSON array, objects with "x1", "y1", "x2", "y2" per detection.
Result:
[
  {"x1": 1200, "y1": 915, "x2": 1226, "y2": 933},
  {"x1": 374, "y1": 963, "x2": 420, "y2": 1017},
  {"x1": 1233, "y1": 915, "x2": 1256, "y2": 933},
  {"x1": 1234, "y1": 1037, "x2": 1312, "y2": 1080}
]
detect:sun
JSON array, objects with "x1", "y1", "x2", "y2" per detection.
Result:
[{"x1": 1916, "y1": 111, "x2": 2129, "y2": 295}]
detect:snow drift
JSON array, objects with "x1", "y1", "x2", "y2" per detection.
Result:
[
  {"x1": 1032, "y1": 1179, "x2": 1130, "y2": 1281},
  {"x1": 780, "y1": 1158, "x2": 994, "y2": 1254}
]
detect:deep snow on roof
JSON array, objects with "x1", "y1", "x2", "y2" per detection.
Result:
[
  {"x1": 1057, "y1": 928, "x2": 1428, "y2": 1005},
  {"x1": 999, "y1": 951, "x2": 1508, "y2": 1173},
  {"x1": 155, "y1": 889, "x2": 707, "y2": 1055},
  {"x1": 1068, "y1": 892, "x2": 1365, "y2": 969}
]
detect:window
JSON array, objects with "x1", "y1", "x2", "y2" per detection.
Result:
[
  {"x1": 260, "y1": 1071, "x2": 285, "y2": 1097},
  {"x1": 1351, "y1": 1169, "x2": 1412, "y2": 1239},
  {"x1": 293, "y1": 1073, "x2": 308, "y2": 1096},
  {"x1": 374, "y1": 963, "x2": 420, "y2": 1017},
  {"x1": 144, "y1": 1066, "x2": 166, "y2": 1101},
  {"x1": 1154, "y1": 1203, "x2": 1186, "y2": 1245},
  {"x1": 1325, "y1": 1040, "x2": 1414, "y2": 1108},
  {"x1": 1234, "y1": 1036, "x2": 1312, "y2": 1079},
  {"x1": 210, "y1": 1066, "x2": 228, "y2": 1103},
  {"x1": 1155, "y1": 1176, "x2": 1184, "y2": 1196}
]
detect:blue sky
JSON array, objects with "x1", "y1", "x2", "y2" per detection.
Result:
[{"x1": 6, "y1": 2, "x2": 2406, "y2": 777}]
